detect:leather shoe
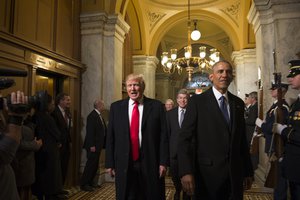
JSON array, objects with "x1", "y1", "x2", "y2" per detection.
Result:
[
  {"x1": 80, "y1": 185, "x2": 94, "y2": 191},
  {"x1": 173, "y1": 191, "x2": 180, "y2": 200},
  {"x1": 58, "y1": 189, "x2": 69, "y2": 195},
  {"x1": 90, "y1": 184, "x2": 101, "y2": 188}
]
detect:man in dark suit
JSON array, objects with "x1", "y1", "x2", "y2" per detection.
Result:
[
  {"x1": 51, "y1": 93, "x2": 72, "y2": 188},
  {"x1": 178, "y1": 61, "x2": 254, "y2": 200},
  {"x1": 166, "y1": 88, "x2": 190, "y2": 200},
  {"x1": 105, "y1": 73, "x2": 168, "y2": 200},
  {"x1": 80, "y1": 99, "x2": 106, "y2": 191},
  {"x1": 273, "y1": 60, "x2": 300, "y2": 200},
  {"x1": 245, "y1": 91, "x2": 259, "y2": 170}
]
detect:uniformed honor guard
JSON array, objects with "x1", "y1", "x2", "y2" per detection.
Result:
[
  {"x1": 272, "y1": 60, "x2": 300, "y2": 200},
  {"x1": 255, "y1": 83, "x2": 289, "y2": 199}
]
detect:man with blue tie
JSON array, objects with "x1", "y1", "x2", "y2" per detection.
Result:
[
  {"x1": 178, "y1": 60, "x2": 254, "y2": 200},
  {"x1": 166, "y1": 89, "x2": 190, "y2": 200}
]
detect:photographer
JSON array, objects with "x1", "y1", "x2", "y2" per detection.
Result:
[{"x1": 0, "y1": 91, "x2": 28, "y2": 200}]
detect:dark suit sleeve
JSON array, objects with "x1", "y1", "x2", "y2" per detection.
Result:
[
  {"x1": 178, "y1": 97, "x2": 197, "y2": 177},
  {"x1": 105, "y1": 103, "x2": 116, "y2": 169},
  {"x1": 159, "y1": 103, "x2": 169, "y2": 166},
  {"x1": 85, "y1": 113, "x2": 96, "y2": 148},
  {"x1": 0, "y1": 135, "x2": 19, "y2": 165}
]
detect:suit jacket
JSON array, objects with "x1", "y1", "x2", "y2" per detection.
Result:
[
  {"x1": 245, "y1": 102, "x2": 258, "y2": 145},
  {"x1": 51, "y1": 106, "x2": 71, "y2": 145},
  {"x1": 83, "y1": 110, "x2": 106, "y2": 152},
  {"x1": 166, "y1": 107, "x2": 181, "y2": 160},
  {"x1": 105, "y1": 96, "x2": 168, "y2": 200},
  {"x1": 281, "y1": 98, "x2": 300, "y2": 182},
  {"x1": 178, "y1": 88, "x2": 253, "y2": 200}
]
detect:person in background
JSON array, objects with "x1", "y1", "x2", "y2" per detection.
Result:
[
  {"x1": 178, "y1": 61, "x2": 253, "y2": 200},
  {"x1": 255, "y1": 83, "x2": 289, "y2": 200},
  {"x1": 105, "y1": 73, "x2": 168, "y2": 200},
  {"x1": 12, "y1": 110, "x2": 43, "y2": 200},
  {"x1": 80, "y1": 99, "x2": 107, "y2": 191},
  {"x1": 166, "y1": 89, "x2": 190, "y2": 200},
  {"x1": 52, "y1": 92, "x2": 72, "y2": 192},
  {"x1": 165, "y1": 98, "x2": 175, "y2": 111},
  {"x1": 244, "y1": 93, "x2": 250, "y2": 118},
  {"x1": 245, "y1": 91, "x2": 259, "y2": 170},
  {"x1": 0, "y1": 91, "x2": 28, "y2": 200},
  {"x1": 272, "y1": 60, "x2": 300, "y2": 200}
]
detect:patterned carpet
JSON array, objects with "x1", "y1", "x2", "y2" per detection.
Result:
[{"x1": 66, "y1": 179, "x2": 273, "y2": 200}]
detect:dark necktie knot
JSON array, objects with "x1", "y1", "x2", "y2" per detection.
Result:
[{"x1": 219, "y1": 96, "x2": 230, "y2": 125}]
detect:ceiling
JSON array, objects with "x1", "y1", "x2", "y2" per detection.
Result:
[{"x1": 127, "y1": 0, "x2": 254, "y2": 60}]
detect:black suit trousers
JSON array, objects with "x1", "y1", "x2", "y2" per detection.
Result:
[
  {"x1": 126, "y1": 160, "x2": 147, "y2": 200},
  {"x1": 81, "y1": 150, "x2": 100, "y2": 186},
  {"x1": 60, "y1": 142, "x2": 70, "y2": 184}
]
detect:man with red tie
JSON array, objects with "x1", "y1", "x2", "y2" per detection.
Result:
[{"x1": 105, "y1": 73, "x2": 168, "y2": 200}]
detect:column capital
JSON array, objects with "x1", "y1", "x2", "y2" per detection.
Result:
[
  {"x1": 231, "y1": 49, "x2": 256, "y2": 65},
  {"x1": 80, "y1": 12, "x2": 130, "y2": 41},
  {"x1": 248, "y1": 1, "x2": 300, "y2": 33}
]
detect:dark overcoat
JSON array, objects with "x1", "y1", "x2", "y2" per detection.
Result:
[
  {"x1": 83, "y1": 110, "x2": 106, "y2": 152},
  {"x1": 178, "y1": 88, "x2": 253, "y2": 200},
  {"x1": 105, "y1": 96, "x2": 168, "y2": 200}
]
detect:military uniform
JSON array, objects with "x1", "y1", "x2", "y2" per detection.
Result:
[{"x1": 279, "y1": 60, "x2": 300, "y2": 199}]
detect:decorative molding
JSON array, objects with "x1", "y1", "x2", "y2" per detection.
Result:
[
  {"x1": 220, "y1": 1, "x2": 240, "y2": 26},
  {"x1": 218, "y1": 37, "x2": 230, "y2": 49},
  {"x1": 146, "y1": 10, "x2": 166, "y2": 32}
]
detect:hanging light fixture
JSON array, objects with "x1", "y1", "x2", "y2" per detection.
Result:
[
  {"x1": 160, "y1": 0, "x2": 220, "y2": 81},
  {"x1": 191, "y1": 20, "x2": 201, "y2": 41}
]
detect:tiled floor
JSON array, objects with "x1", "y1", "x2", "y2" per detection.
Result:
[{"x1": 66, "y1": 178, "x2": 273, "y2": 200}]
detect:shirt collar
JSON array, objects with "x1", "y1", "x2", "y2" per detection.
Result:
[
  {"x1": 94, "y1": 109, "x2": 101, "y2": 115},
  {"x1": 129, "y1": 97, "x2": 144, "y2": 105},
  {"x1": 212, "y1": 86, "x2": 228, "y2": 101}
]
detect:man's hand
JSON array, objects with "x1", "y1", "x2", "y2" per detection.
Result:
[
  {"x1": 159, "y1": 165, "x2": 166, "y2": 178},
  {"x1": 272, "y1": 123, "x2": 287, "y2": 135},
  {"x1": 181, "y1": 174, "x2": 195, "y2": 196},
  {"x1": 243, "y1": 177, "x2": 254, "y2": 190},
  {"x1": 106, "y1": 168, "x2": 115, "y2": 178}
]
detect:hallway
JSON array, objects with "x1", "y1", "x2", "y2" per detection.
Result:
[{"x1": 65, "y1": 178, "x2": 273, "y2": 200}]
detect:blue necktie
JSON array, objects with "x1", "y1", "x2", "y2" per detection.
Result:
[{"x1": 220, "y1": 96, "x2": 230, "y2": 125}]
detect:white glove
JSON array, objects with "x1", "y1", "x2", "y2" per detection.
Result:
[
  {"x1": 272, "y1": 123, "x2": 287, "y2": 135},
  {"x1": 255, "y1": 118, "x2": 263, "y2": 128}
]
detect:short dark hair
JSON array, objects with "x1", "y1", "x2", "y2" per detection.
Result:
[{"x1": 55, "y1": 92, "x2": 69, "y2": 106}]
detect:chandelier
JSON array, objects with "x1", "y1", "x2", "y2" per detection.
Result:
[{"x1": 160, "y1": 0, "x2": 220, "y2": 81}]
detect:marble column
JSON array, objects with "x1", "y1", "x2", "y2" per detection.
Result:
[
  {"x1": 80, "y1": 12, "x2": 129, "y2": 183},
  {"x1": 231, "y1": 49, "x2": 257, "y2": 99},
  {"x1": 155, "y1": 73, "x2": 175, "y2": 103},
  {"x1": 132, "y1": 55, "x2": 159, "y2": 98},
  {"x1": 248, "y1": 0, "x2": 300, "y2": 181}
]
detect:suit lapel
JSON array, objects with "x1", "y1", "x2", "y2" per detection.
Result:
[
  {"x1": 142, "y1": 96, "x2": 152, "y2": 128},
  {"x1": 122, "y1": 99, "x2": 130, "y2": 132},
  {"x1": 207, "y1": 89, "x2": 230, "y2": 129}
]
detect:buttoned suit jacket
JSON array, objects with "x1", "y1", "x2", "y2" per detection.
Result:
[
  {"x1": 245, "y1": 102, "x2": 258, "y2": 145},
  {"x1": 178, "y1": 88, "x2": 253, "y2": 200},
  {"x1": 51, "y1": 106, "x2": 71, "y2": 145},
  {"x1": 105, "y1": 96, "x2": 168, "y2": 200},
  {"x1": 166, "y1": 107, "x2": 181, "y2": 160},
  {"x1": 83, "y1": 110, "x2": 106, "y2": 152}
]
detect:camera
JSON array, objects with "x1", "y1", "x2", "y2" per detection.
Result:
[{"x1": 0, "y1": 67, "x2": 49, "y2": 113}]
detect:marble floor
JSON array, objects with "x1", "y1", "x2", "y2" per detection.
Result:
[{"x1": 66, "y1": 178, "x2": 273, "y2": 200}]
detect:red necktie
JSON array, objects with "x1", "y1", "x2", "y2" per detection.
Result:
[{"x1": 130, "y1": 101, "x2": 139, "y2": 161}]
